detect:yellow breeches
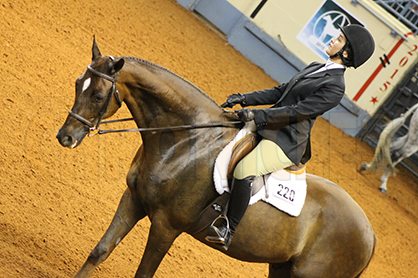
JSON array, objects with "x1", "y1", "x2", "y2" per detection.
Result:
[{"x1": 233, "y1": 139, "x2": 293, "y2": 179}]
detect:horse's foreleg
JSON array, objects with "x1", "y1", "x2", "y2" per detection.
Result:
[
  {"x1": 74, "y1": 188, "x2": 146, "y2": 278},
  {"x1": 134, "y1": 216, "x2": 182, "y2": 278},
  {"x1": 268, "y1": 262, "x2": 292, "y2": 278}
]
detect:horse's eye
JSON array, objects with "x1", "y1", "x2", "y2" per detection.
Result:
[{"x1": 93, "y1": 93, "x2": 105, "y2": 103}]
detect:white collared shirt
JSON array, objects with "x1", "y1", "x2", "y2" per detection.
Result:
[{"x1": 307, "y1": 60, "x2": 345, "y2": 76}]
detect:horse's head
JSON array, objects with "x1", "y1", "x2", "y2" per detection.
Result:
[{"x1": 56, "y1": 37, "x2": 125, "y2": 148}]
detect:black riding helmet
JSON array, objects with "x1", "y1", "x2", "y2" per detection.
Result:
[{"x1": 330, "y1": 24, "x2": 375, "y2": 68}]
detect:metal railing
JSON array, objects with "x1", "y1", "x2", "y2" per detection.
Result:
[
  {"x1": 351, "y1": 0, "x2": 409, "y2": 40},
  {"x1": 374, "y1": 0, "x2": 418, "y2": 35}
]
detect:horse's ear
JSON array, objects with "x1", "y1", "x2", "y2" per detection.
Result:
[
  {"x1": 113, "y1": 58, "x2": 125, "y2": 73},
  {"x1": 92, "y1": 35, "x2": 102, "y2": 60}
]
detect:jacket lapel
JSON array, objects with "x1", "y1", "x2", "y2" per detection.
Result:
[
  {"x1": 300, "y1": 62, "x2": 325, "y2": 76},
  {"x1": 277, "y1": 62, "x2": 324, "y2": 104}
]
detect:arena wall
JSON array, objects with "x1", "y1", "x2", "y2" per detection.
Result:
[{"x1": 176, "y1": 0, "x2": 418, "y2": 137}]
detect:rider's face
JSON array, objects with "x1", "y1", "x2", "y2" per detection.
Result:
[{"x1": 326, "y1": 33, "x2": 347, "y2": 57}]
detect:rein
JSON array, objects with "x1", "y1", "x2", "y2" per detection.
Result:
[
  {"x1": 90, "y1": 117, "x2": 242, "y2": 136},
  {"x1": 68, "y1": 61, "x2": 242, "y2": 137}
]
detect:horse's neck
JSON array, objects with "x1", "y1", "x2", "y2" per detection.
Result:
[
  {"x1": 119, "y1": 60, "x2": 221, "y2": 123},
  {"x1": 117, "y1": 59, "x2": 238, "y2": 146}
]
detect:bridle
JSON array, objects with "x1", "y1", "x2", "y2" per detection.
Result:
[
  {"x1": 68, "y1": 57, "x2": 122, "y2": 135},
  {"x1": 68, "y1": 60, "x2": 242, "y2": 137}
]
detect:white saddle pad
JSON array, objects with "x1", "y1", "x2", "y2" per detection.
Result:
[{"x1": 213, "y1": 126, "x2": 307, "y2": 217}]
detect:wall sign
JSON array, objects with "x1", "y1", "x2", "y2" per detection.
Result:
[{"x1": 297, "y1": 0, "x2": 364, "y2": 61}]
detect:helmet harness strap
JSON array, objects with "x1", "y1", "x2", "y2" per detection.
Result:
[{"x1": 329, "y1": 41, "x2": 351, "y2": 66}]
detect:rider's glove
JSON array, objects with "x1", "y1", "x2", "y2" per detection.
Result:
[
  {"x1": 221, "y1": 93, "x2": 246, "y2": 108},
  {"x1": 235, "y1": 109, "x2": 255, "y2": 122}
]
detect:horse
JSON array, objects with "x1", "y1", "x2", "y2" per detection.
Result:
[
  {"x1": 56, "y1": 38, "x2": 376, "y2": 278},
  {"x1": 360, "y1": 103, "x2": 418, "y2": 194}
]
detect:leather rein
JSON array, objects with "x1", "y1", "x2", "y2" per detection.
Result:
[{"x1": 68, "y1": 61, "x2": 242, "y2": 137}]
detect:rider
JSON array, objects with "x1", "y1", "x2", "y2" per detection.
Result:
[{"x1": 205, "y1": 24, "x2": 375, "y2": 250}]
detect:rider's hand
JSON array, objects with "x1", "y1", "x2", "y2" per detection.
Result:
[
  {"x1": 235, "y1": 109, "x2": 255, "y2": 122},
  {"x1": 221, "y1": 93, "x2": 246, "y2": 108}
]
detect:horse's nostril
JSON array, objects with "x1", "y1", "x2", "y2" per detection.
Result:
[
  {"x1": 63, "y1": 135, "x2": 74, "y2": 146},
  {"x1": 56, "y1": 131, "x2": 75, "y2": 148}
]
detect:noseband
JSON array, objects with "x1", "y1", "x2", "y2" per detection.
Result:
[{"x1": 68, "y1": 57, "x2": 122, "y2": 133}]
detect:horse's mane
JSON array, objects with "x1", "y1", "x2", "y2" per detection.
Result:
[{"x1": 123, "y1": 56, "x2": 220, "y2": 107}]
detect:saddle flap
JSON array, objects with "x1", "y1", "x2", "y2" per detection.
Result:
[
  {"x1": 227, "y1": 132, "x2": 259, "y2": 179},
  {"x1": 251, "y1": 175, "x2": 268, "y2": 196},
  {"x1": 186, "y1": 193, "x2": 229, "y2": 235}
]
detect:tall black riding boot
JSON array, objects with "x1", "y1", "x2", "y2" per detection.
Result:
[{"x1": 205, "y1": 176, "x2": 254, "y2": 250}]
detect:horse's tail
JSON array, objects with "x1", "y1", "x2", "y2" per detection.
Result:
[
  {"x1": 401, "y1": 102, "x2": 418, "y2": 119},
  {"x1": 355, "y1": 233, "x2": 377, "y2": 278}
]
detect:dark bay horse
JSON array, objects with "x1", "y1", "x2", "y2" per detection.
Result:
[{"x1": 56, "y1": 38, "x2": 376, "y2": 278}]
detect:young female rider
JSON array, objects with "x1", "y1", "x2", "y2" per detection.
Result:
[{"x1": 206, "y1": 24, "x2": 375, "y2": 250}]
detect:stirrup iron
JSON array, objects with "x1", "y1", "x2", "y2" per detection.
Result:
[{"x1": 205, "y1": 215, "x2": 230, "y2": 244}]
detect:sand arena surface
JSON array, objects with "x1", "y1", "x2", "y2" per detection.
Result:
[{"x1": 1, "y1": 0, "x2": 418, "y2": 277}]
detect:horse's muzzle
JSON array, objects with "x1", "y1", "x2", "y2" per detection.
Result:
[{"x1": 56, "y1": 127, "x2": 87, "y2": 149}]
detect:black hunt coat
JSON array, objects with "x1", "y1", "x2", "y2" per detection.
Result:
[{"x1": 242, "y1": 62, "x2": 346, "y2": 165}]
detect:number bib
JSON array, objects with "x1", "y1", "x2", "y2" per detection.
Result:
[{"x1": 252, "y1": 169, "x2": 307, "y2": 217}]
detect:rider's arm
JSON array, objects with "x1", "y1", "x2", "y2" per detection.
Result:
[
  {"x1": 242, "y1": 83, "x2": 288, "y2": 107},
  {"x1": 253, "y1": 80, "x2": 344, "y2": 129}
]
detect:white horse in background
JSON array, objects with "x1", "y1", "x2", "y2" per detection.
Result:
[{"x1": 360, "y1": 103, "x2": 418, "y2": 193}]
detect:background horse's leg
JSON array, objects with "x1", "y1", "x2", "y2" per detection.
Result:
[
  {"x1": 380, "y1": 157, "x2": 403, "y2": 193},
  {"x1": 134, "y1": 215, "x2": 182, "y2": 278},
  {"x1": 360, "y1": 162, "x2": 370, "y2": 171},
  {"x1": 74, "y1": 188, "x2": 146, "y2": 278},
  {"x1": 379, "y1": 166, "x2": 391, "y2": 194}
]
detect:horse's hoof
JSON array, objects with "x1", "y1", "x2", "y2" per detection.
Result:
[
  {"x1": 379, "y1": 188, "x2": 387, "y2": 194},
  {"x1": 360, "y1": 163, "x2": 368, "y2": 171}
]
